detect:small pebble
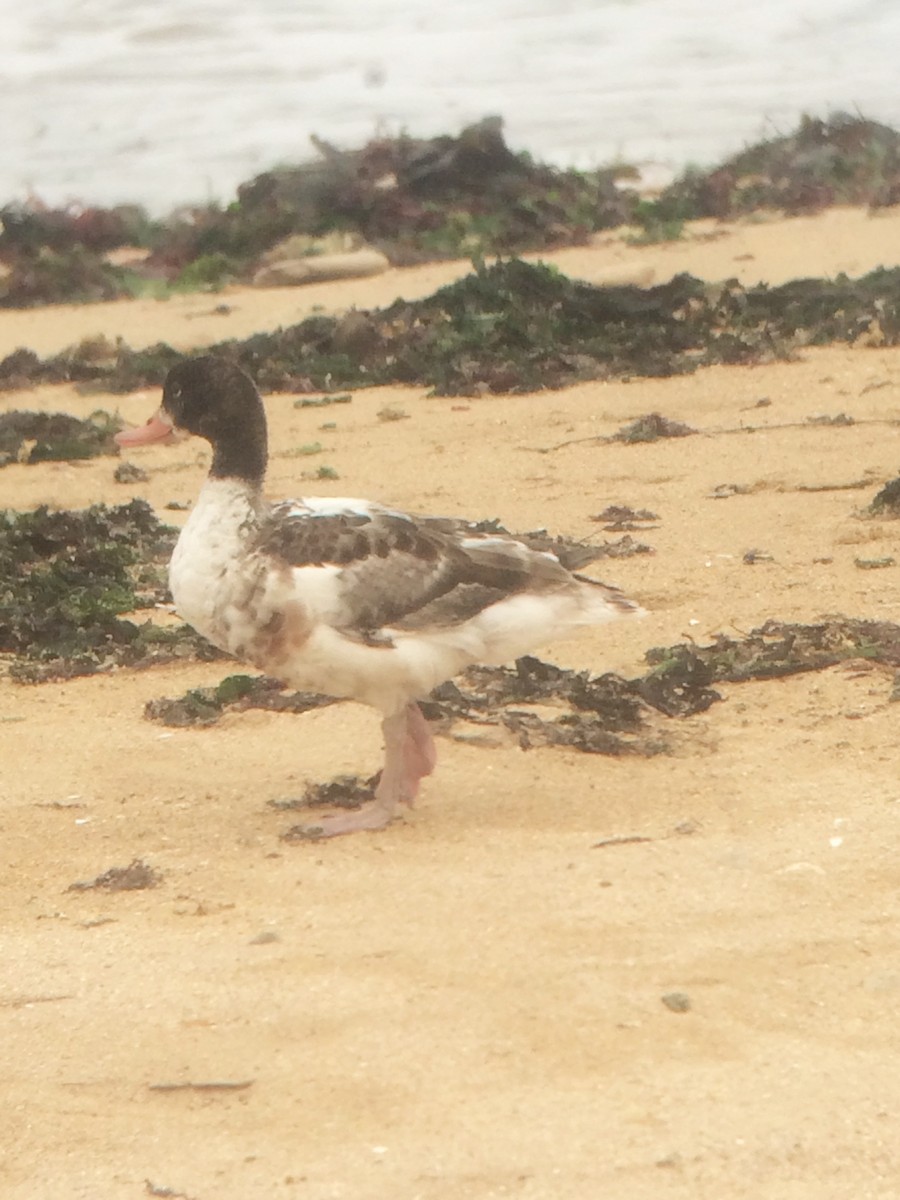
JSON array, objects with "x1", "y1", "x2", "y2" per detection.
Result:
[
  {"x1": 113, "y1": 461, "x2": 148, "y2": 484},
  {"x1": 661, "y1": 992, "x2": 691, "y2": 1013},
  {"x1": 249, "y1": 930, "x2": 280, "y2": 945}
]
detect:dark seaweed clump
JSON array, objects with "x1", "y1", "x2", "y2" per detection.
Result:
[
  {"x1": 146, "y1": 617, "x2": 900, "y2": 777},
  {"x1": 0, "y1": 119, "x2": 633, "y2": 307},
  {"x1": 67, "y1": 858, "x2": 161, "y2": 892},
  {"x1": 275, "y1": 776, "x2": 379, "y2": 818},
  {"x1": 146, "y1": 653, "x2": 701, "y2": 755},
  {"x1": 0, "y1": 500, "x2": 214, "y2": 681},
  {"x1": 610, "y1": 413, "x2": 696, "y2": 444},
  {"x1": 227, "y1": 260, "x2": 900, "y2": 395},
  {"x1": 643, "y1": 618, "x2": 900, "y2": 687},
  {"x1": 4, "y1": 258, "x2": 900, "y2": 398},
  {"x1": 593, "y1": 505, "x2": 659, "y2": 531},
  {"x1": 142, "y1": 618, "x2": 900, "y2": 826},
  {"x1": 0, "y1": 409, "x2": 121, "y2": 467},
  {"x1": 166, "y1": 117, "x2": 633, "y2": 269},
  {"x1": 144, "y1": 675, "x2": 336, "y2": 727},
  {"x1": 4, "y1": 114, "x2": 899, "y2": 308},
  {"x1": 866, "y1": 475, "x2": 900, "y2": 517},
  {"x1": 653, "y1": 113, "x2": 900, "y2": 224},
  {"x1": 0, "y1": 205, "x2": 156, "y2": 306},
  {"x1": 0, "y1": 247, "x2": 142, "y2": 308},
  {"x1": 424, "y1": 655, "x2": 670, "y2": 756}
]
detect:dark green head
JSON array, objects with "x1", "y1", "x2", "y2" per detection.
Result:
[{"x1": 162, "y1": 356, "x2": 268, "y2": 484}]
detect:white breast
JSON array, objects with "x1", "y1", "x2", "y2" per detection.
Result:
[{"x1": 169, "y1": 478, "x2": 265, "y2": 652}]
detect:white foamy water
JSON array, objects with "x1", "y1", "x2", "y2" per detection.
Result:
[{"x1": 5, "y1": 0, "x2": 899, "y2": 214}]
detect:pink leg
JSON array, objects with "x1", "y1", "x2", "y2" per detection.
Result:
[
  {"x1": 403, "y1": 702, "x2": 437, "y2": 781},
  {"x1": 297, "y1": 705, "x2": 437, "y2": 839}
]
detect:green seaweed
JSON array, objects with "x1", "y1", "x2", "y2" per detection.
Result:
[
  {"x1": 643, "y1": 618, "x2": 900, "y2": 687},
  {"x1": 658, "y1": 113, "x2": 900, "y2": 219},
  {"x1": 0, "y1": 500, "x2": 215, "y2": 681},
  {"x1": 0, "y1": 246, "x2": 138, "y2": 308},
  {"x1": 0, "y1": 119, "x2": 633, "y2": 307},
  {"x1": 139, "y1": 617, "x2": 900, "y2": 826},
  {"x1": 0, "y1": 409, "x2": 122, "y2": 467},
  {"x1": 626, "y1": 198, "x2": 688, "y2": 244},
  {"x1": 114, "y1": 461, "x2": 149, "y2": 484},
  {"x1": 144, "y1": 675, "x2": 337, "y2": 727},
  {"x1": 866, "y1": 475, "x2": 900, "y2": 516},
  {"x1": 4, "y1": 115, "x2": 900, "y2": 308},
  {"x1": 611, "y1": 413, "x2": 696, "y2": 444},
  {"x1": 5, "y1": 257, "x2": 900, "y2": 398}
]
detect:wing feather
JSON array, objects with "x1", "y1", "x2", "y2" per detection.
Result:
[{"x1": 250, "y1": 501, "x2": 583, "y2": 636}]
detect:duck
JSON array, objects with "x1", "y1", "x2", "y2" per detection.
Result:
[{"x1": 116, "y1": 355, "x2": 642, "y2": 837}]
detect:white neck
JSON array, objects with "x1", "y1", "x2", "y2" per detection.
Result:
[{"x1": 168, "y1": 478, "x2": 265, "y2": 644}]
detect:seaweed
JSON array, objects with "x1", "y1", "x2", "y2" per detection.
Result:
[
  {"x1": 0, "y1": 202, "x2": 153, "y2": 257},
  {"x1": 67, "y1": 858, "x2": 161, "y2": 892},
  {"x1": 152, "y1": 117, "x2": 633, "y2": 270},
  {"x1": 4, "y1": 115, "x2": 900, "y2": 308},
  {"x1": 500, "y1": 710, "x2": 667, "y2": 755},
  {"x1": 139, "y1": 618, "x2": 900, "y2": 829},
  {"x1": 866, "y1": 475, "x2": 900, "y2": 516},
  {"x1": 656, "y1": 113, "x2": 900, "y2": 220},
  {"x1": 114, "y1": 461, "x2": 149, "y2": 484},
  {"x1": 610, "y1": 413, "x2": 696, "y2": 444},
  {"x1": 592, "y1": 505, "x2": 660, "y2": 531},
  {"x1": 643, "y1": 618, "x2": 900, "y2": 686},
  {"x1": 294, "y1": 393, "x2": 353, "y2": 409},
  {"x1": 586, "y1": 534, "x2": 653, "y2": 559},
  {"x1": 637, "y1": 650, "x2": 722, "y2": 717},
  {"x1": 144, "y1": 675, "x2": 336, "y2": 727},
  {"x1": 435, "y1": 618, "x2": 900, "y2": 729},
  {"x1": 0, "y1": 500, "x2": 215, "y2": 680},
  {"x1": 0, "y1": 409, "x2": 121, "y2": 467},
  {"x1": 6, "y1": 256, "x2": 900, "y2": 397},
  {"x1": 275, "y1": 776, "x2": 378, "y2": 815},
  {"x1": 145, "y1": 654, "x2": 661, "y2": 755},
  {"x1": 0, "y1": 349, "x2": 54, "y2": 388},
  {"x1": 0, "y1": 247, "x2": 139, "y2": 308},
  {"x1": 854, "y1": 556, "x2": 895, "y2": 570},
  {"x1": 0, "y1": 119, "x2": 633, "y2": 306}
]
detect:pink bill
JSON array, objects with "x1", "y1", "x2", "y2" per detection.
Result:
[{"x1": 115, "y1": 408, "x2": 175, "y2": 448}]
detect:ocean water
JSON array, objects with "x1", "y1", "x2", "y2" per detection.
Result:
[{"x1": 5, "y1": 0, "x2": 899, "y2": 215}]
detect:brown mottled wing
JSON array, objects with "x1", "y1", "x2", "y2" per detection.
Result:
[
  {"x1": 252, "y1": 509, "x2": 474, "y2": 631},
  {"x1": 417, "y1": 515, "x2": 602, "y2": 571},
  {"x1": 252, "y1": 507, "x2": 569, "y2": 634}
]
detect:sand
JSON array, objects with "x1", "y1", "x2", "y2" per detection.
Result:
[{"x1": 2, "y1": 207, "x2": 900, "y2": 1200}]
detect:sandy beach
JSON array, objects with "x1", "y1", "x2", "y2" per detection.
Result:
[{"x1": 2, "y1": 207, "x2": 900, "y2": 1199}]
